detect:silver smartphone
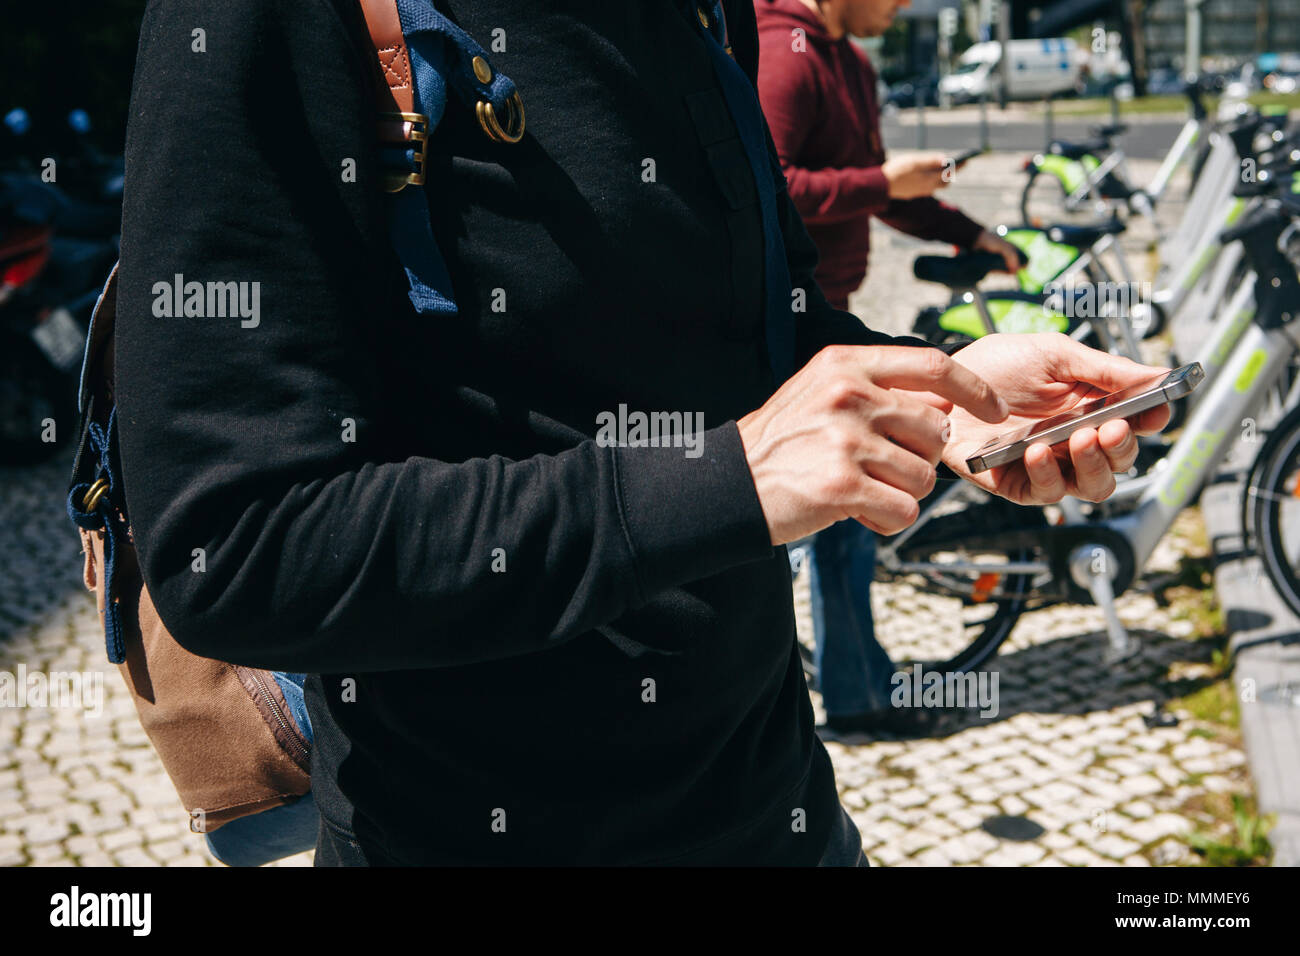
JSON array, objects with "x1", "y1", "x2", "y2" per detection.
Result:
[{"x1": 964, "y1": 362, "x2": 1204, "y2": 474}]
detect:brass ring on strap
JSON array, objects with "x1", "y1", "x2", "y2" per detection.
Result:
[
  {"x1": 83, "y1": 478, "x2": 110, "y2": 513},
  {"x1": 476, "y1": 91, "x2": 525, "y2": 144}
]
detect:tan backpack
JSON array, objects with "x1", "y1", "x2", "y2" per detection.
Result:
[{"x1": 69, "y1": 262, "x2": 312, "y2": 834}]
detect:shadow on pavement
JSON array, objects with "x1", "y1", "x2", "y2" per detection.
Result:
[{"x1": 826, "y1": 624, "x2": 1224, "y2": 744}]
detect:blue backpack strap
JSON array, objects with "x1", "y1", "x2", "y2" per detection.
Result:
[
  {"x1": 66, "y1": 263, "x2": 130, "y2": 664},
  {"x1": 359, "y1": 0, "x2": 524, "y2": 315},
  {"x1": 67, "y1": 406, "x2": 127, "y2": 664}
]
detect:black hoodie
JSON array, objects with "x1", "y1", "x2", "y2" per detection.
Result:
[{"x1": 114, "y1": 0, "x2": 932, "y2": 863}]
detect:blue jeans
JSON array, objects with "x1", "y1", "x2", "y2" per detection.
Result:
[
  {"x1": 204, "y1": 671, "x2": 320, "y2": 867},
  {"x1": 803, "y1": 520, "x2": 895, "y2": 717}
]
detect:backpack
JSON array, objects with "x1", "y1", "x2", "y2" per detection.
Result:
[{"x1": 65, "y1": 0, "x2": 523, "y2": 841}]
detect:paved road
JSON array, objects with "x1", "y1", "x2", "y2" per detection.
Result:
[{"x1": 882, "y1": 109, "x2": 1187, "y2": 160}]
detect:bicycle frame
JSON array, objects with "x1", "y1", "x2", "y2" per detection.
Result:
[
  {"x1": 1064, "y1": 149, "x2": 1126, "y2": 213},
  {"x1": 1050, "y1": 230, "x2": 1136, "y2": 293},
  {"x1": 1173, "y1": 232, "x2": 1249, "y2": 354},
  {"x1": 1057, "y1": 116, "x2": 1200, "y2": 233},
  {"x1": 1096, "y1": 273, "x2": 1257, "y2": 505},
  {"x1": 1105, "y1": 304, "x2": 1293, "y2": 570},
  {"x1": 1160, "y1": 131, "x2": 1240, "y2": 268},
  {"x1": 1145, "y1": 115, "x2": 1203, "y2": 204},
  {"x1": 1153, "y1": 195, "x2": 1252, "y2": 318},
  {"x1": 1184, "y1": 265, "x2": 1257, "y2": 392}
]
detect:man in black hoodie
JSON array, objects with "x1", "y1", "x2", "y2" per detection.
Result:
[{"x1": 113, "y1": 0, "x2": 1167, "y2": 864}]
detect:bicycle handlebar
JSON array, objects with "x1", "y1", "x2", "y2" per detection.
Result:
[{"x1": 1183, "y1": 79, "x2": 1208, "y2": 121}]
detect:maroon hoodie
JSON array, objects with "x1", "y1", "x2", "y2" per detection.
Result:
[{"x1": 756, "y1": 0, "x2": 984, "y2": 308}]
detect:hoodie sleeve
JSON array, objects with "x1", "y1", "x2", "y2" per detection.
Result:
[
  {"x1": 756, "y1": 25, "x2": 892, "y2": 225},
  {"x1": 877, "y1": 195, "x2": 987, "y2": 250}
]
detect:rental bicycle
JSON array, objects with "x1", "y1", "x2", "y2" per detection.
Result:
[{"x1": 870, "y1": 183, "x2": 1300, "y2": 675}]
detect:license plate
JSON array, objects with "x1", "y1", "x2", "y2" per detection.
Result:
[{"x1": 30, "y1": 307, "x2": 86, "y2": 373}]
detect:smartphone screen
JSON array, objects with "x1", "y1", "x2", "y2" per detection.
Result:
[{"x1": 965, "y1": 363, "x2": 1202, "y2": 472}]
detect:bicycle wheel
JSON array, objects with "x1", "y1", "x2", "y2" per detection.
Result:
[
  {"x1": 873, "y1": 482, "x2": 1048, "y2": 673},
  {"x1": 1020, "y1": 167, "x2": 1067, "y2": 228},
  {"x1": 1250, "y1": 404, "x2": 1300, "y2": 619},
  {"x1": 1238, "y1": 359, "x2": 1300, "y2": 551}
]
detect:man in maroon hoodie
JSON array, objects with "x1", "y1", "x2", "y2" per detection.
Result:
[
  {"x1": 756, "y1": 0, "x2": 1019, "y2": 306},
  {"x1": 757, "y1": 0, "x2": 1021, "y2": 735}
]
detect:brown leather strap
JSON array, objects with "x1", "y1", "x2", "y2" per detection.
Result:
[
  {"x1": 86, "y1": 262, "x2": 119, "y2": 400},
  {"x1": 358, "y1": 0, "x2": 414, "y2": 115}
]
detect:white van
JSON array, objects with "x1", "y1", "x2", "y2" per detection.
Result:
[{"x1": 940, "y1": 39, "x2": 1083, "y2": 104}]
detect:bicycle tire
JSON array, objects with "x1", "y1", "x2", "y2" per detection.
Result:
[
  {"x1": 1020, "y1": 167, "x2": 1066, "y2": 228},
  {"x1": 1235, "y1": 360, "x2": 1300, "y2": 552},
  {"x1": 1250, "y1": 402, "x2": 1300, "y2": 620},
  {"x1": 877, "y1": 489, "x2": 1046, "y2": 673}
]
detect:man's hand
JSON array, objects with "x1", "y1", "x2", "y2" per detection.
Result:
[
  {"x1": 940, "y1": 333, "x2": 1172, "y2": 504},
  {"x1": 737, "y1": 346, "x2": 1008, "y2": 545},
  {"x1": 882, "y1": 152, "x2": 951, "y2": 200},
  {"x1": 972, "y1": 229, "x2": 1024, "y2": 275}
]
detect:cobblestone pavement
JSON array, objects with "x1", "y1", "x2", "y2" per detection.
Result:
[
  {"x1": 0, "y1": 155, "x2": 1255, "y2": 867},
  {"x1": 793, "y1": 511, "x2": 1247, "y2": 867},
  {"x1": 0, "y1": 453, "x2": 312, "y2": 867}
]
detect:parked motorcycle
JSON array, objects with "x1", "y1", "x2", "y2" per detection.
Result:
[{"x1": 0, "y1": 109, "x2": 120, "y2": 465}]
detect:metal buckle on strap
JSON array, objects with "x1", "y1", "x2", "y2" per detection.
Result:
[
  {"x1": 476, "y1": 91, "x2": 525, "y2": 145},
  {"x1": 82, "y1": 477, "x2": 110, "y2": 513},
  {"x1": 379, "y1": 111, "x2": 429, "y2": 193}
]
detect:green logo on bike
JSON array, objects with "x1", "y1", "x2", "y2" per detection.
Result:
[
  {"x1": 1234, "y1": 349, "x2": 1268, "y2": 393},
  {"x1": 1158, "y1": 429, "x2": 1225, "y2": 508}
]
